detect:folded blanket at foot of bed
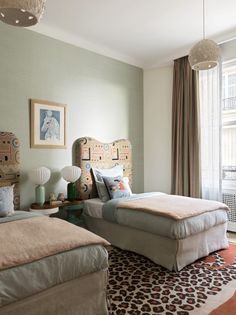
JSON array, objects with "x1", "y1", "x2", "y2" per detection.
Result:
[
  {"x1": 0, "y1": 215, "x2": 109, "y2": 271},
  {"x1": 102, "y1": 193, "x2": 229, "y2": 239}
]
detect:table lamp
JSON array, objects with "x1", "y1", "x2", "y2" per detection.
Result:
[
  {"x1": 61, "y1": 166, "x2": 81, "y2": 201},
  {"x1": 28, "y1": 166, "x2": 51, "y2": 206}
]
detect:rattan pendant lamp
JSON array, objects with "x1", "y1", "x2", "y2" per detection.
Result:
[
  {"x1": 188, "y1": 0, "x2": 221, "y2": 71},
  {"x1": 0, "y1": 0, "x2": 46, "y2": 27}
]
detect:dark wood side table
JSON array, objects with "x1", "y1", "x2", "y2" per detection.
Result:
[
  {"x1": 58, "y1": 200, "x2": 84, "y2": 226},
  {"x1": 30, "y1": 200, "x2": 84, "y2": 226}
]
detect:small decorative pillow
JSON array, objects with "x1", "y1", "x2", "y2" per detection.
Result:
[
  {"x1": 92, "y1": 165, "x2": 123, "y2": 202},
  {"x1": 103, "y1": 175, "x2": 131, "y2": 200},
  {"x1": 122, "y1": 176, "x2": 132, "y2": 195},
  {"x1": 0, "y1": 185, "x2": 15, "y2": 217}
]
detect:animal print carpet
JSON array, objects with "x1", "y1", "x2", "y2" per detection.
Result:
[{"x1": 107, "y1": 245, "x2": 236, "y2": 315}]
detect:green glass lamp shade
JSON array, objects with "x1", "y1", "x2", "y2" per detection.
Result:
[
  {"x1": 67, "y1": 182, "x2": 77, "y2": 201},
  {"x1": 35, "y1": 185, "x2": 45, "y2": 206}
]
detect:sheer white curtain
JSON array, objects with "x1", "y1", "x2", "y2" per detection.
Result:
[{"x1": 199, "y1": 66, "x2": 222, "y2": 201}]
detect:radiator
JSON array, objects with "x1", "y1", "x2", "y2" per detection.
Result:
[
  {"x1": 222, "y1": 193, "x2": 236, "y2": 222},
  {"x1": 223, "y1": 192, "x2": 236, "y2": 232}
]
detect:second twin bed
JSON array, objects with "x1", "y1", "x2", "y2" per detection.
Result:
[{"x1": 76, "y1": 137, "x2": 229, "y2": 271}]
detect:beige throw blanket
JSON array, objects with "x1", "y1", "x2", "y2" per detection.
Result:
[
  {"x1": 0, "y1": 216, "x2": 109, "y2": 271},
  {"x1": 117, "y1": 195, "x2": 229, "y2": 220}
]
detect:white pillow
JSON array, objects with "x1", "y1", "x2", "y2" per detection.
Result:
[
  {"x1": 0, "y1": 185, "x2": 15, "y2": 217},
  {"x1": 123, "y1": 176, "x2": 132, "y2": 195},
  {"x1": 92, "y1": 165, "x2": 123, "y2": 202}
]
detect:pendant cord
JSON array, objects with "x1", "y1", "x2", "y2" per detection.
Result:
[{"x1": 203, "y1": 0, "x2": 206, "y2": 39}]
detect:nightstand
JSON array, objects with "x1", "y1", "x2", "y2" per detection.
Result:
[
  {"x1": 30, "y1": 200, "x2": 84, "y2": 225},
  {"x1": 30, "y1": 204, "x2": 59, "y2": 216},
  {"x1": 58, "y1": 200, "x2": 84, "y2": 226}
]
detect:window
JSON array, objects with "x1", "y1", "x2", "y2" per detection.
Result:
[{"x1": 222, "y1": 61, "x2": 236, "y2": 191}]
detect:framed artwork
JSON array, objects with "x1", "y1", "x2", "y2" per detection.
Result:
[{"x1": 30, "y1": 99, "x2": 67, "y2": 149}]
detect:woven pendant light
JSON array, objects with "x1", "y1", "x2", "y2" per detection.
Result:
[
  {"x1": 0, "y1": 0, "x2": 46, "y2": 27},
  {"x1": 188, "y1": 0, "x2": 221, "y2": 71}
]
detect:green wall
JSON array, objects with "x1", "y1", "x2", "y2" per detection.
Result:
[{"x1": 0, "y1": 23, "x2": 143, "y2": 208}]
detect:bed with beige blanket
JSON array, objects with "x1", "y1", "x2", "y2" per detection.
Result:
[
  {"x1": 0, "y1": 211, "x2": 109, "y2": 315},
  {"x1": 76, "y1": 137, "x2": 229, "y2": 271},
  {"x1": 0, "y1": 132, "x2": 109, "y2": 315}
]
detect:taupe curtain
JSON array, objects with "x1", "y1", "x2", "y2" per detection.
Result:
[{"x1": 171, "y1": 56, "x2": 201, "y2": 198}]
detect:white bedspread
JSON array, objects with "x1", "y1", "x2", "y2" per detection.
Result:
[{"x1": 84, "y1": 198, "x2": 104, "y2": 218}]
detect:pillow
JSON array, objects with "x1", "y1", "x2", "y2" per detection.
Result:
[
  {"x1": 123, "y1": 176, "x2": 132, "y2": 195},
  {"x1": 103, "y1": 175, "x2": 131, "y2": 200},
  {"x1": 0, "y1": 185, "x2": 14, "y2": 217},
  {"x1": 92, "y1": 165, "x2": 123, "y2": 202}
]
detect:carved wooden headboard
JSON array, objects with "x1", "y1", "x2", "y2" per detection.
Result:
[
  {"x1": 0, "y1": 132, "x2": 20, "y2": 209},
  {"x1": 75, "y1": 137, "x2": 132, "y2": 200}
]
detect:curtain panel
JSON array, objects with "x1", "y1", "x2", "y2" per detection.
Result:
[
  {"x1": 171, "y1": 56, "x2": 201, "y2": 198},
  {"x1": 199, "y1": 66, "x2": 222, "y2": 201}
]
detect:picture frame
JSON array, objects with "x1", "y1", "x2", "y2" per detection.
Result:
[{"x1": 30, "y1": 99, "x2": 67, "y2": 149}]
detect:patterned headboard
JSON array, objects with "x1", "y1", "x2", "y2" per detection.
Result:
[
  {"x1": 75, "y1": 137, "x2": 132, "y2": 200},
  {"x1": 0, "y1": 132, "x2": 20, "y2": 209}
]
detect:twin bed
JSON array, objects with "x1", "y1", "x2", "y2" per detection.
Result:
[
  {"x1": 0, "y1": 132, "x2": 109, "y2": 315},
  {"x1": 75, "y1": 137, "x2": 229, "y2": 271}
]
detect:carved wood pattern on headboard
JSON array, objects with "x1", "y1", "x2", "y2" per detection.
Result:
[
  {"x1": 75, "y1": 137, "x2": 132, "y2": 200},
  {"x1": 0, "y1": 132, "x2": 20, "y2": 209}
]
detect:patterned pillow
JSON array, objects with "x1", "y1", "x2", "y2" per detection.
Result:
[
  {"x1": 103, "y1": 175, "x2": 131, "y2": 200},
  {"x1": 0, "y1": 185, "x2": 14, "y2": 217},
  {"x1": 92, "y1": 165, "x2": 123, "y2": 202}
]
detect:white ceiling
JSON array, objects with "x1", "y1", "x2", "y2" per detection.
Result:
[{"x1": 31, "y1": 0, "x2": 236, "y2": 69}]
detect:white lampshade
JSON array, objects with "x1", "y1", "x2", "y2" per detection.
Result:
[
  {"x1": 28, "y1": 167, "x2": 51, "y2": 185},
  {"x1": 0, "y1": 0, "x2": 46, "y2": 27},
  {"x1": 61, "y1": 166, "x2": 81, "y2": 183},
  {"x1": 188, "y1": 39, "x2": 221, "y2": 71}
]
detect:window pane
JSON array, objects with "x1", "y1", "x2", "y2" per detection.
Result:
[{"x1": 222, "y1": 61, "x2": 236, "y2": 190}]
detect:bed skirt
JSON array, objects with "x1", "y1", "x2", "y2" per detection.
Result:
[
  {"x1": 0, "y1": 269, "x2": 108, "y2": 315},
  {"x1": 84, "y1": 215, "x2": 229, "y2": 271}
]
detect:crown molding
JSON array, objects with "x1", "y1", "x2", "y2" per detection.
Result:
[
  {"x1": 30, "y1": 23, "x2": 143, "y2": 68},
  {"x1": 30, "y1": 24, "x2": 236, "y2": 71}
]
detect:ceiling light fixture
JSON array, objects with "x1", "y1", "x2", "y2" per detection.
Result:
[
  {"x1": 0, "y1": 0, "x2": 46, "y2": 27},
  {"x1": 188, "y1": 0, "x2": 221, "y2": 71}
]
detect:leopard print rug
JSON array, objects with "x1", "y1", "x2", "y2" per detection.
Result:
[{"x1": 107, "y1": 246, "x2": 236, "y2": 315}]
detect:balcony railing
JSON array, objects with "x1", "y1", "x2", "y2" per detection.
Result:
[
  {"x1": 223, "y1": 166, "x2": 236, "y2": 180},
  {"x1": 223, "y1": 97, "x2": 236, "y2": 111}
]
